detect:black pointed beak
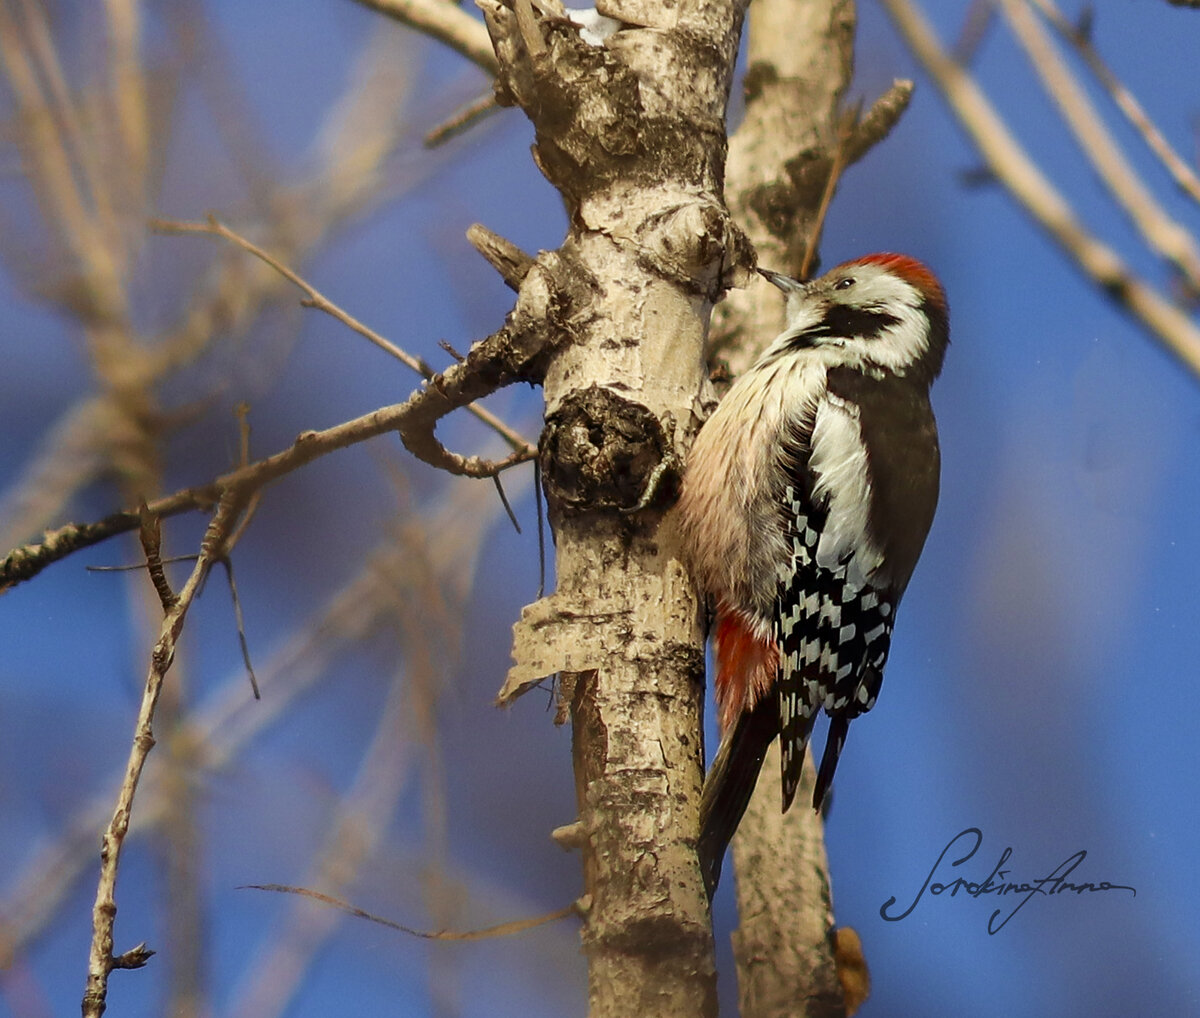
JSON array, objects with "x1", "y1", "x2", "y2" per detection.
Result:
[{"x1": 757, "y1": 267, "x2": 805, "y2": 292}]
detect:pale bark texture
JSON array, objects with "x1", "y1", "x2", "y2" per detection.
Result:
[{"x1": 484, "y1": 0, "x2": 752, "y2": 1014}]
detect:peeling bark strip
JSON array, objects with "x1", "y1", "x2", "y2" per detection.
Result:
[{"x1": 476, "y1": 0, "x2": 753, "y2": 1013}]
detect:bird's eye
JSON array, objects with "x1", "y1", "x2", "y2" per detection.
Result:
[{"x1": 835, "y1": 277, "x2": 855, "y2": 291}]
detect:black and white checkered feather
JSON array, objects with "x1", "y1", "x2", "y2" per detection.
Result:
[{"x1": 774, "y1": 480, "x2": 896, "y2": 811}]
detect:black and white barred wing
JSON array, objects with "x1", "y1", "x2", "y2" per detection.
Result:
[{"x1": 774, "y1": 481, "x2": 898, "y2": 812}]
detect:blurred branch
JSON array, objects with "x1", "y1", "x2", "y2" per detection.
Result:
[
  {"x1": 0, "y1": 399, "x2": 112, "y2": 553},
  {"x1": 880, "y1": 0, "x2": 1200, "y2": 378},
  {"x1": 227, "y1": 484, "x2": 466, "y2": 1017},
  {"x1": 1, "y1": 299, "x2": 550, "y2": 591},
  {"x1": 168, "y1": 5, "x2": 282, "y2": 210},
  {"x1": 1028, "y1": 0, "x2": 1200, "y2": 206},
  {"x1": 0, "y1": 5, "x2": 538, "y2": 1011},
  {"x1": 0, "y1": 0, "x2": 130, "y2": 319},
  {"x1": 151, "y1": 27, "x2": 419, "y2": 378},
  {"x1": 998, "y1": 0, "x2": 1200, "y2": 291},
  {"x1": 352, "y1": 0, "x2": 501, "y2": 75},
  {"x1": 843, "y1": 79, "x2": 914, "y2": 165},
  {"x1": 0, "y1": 478, "x2": 499, "y2": 964},
  {"x1": 0, "y1": 11, "x2": 424, "y2": 568}
]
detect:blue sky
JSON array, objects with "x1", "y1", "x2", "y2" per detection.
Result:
[{"x1": 1, "y1": 1, "x2": 1198, "y2": 1016}]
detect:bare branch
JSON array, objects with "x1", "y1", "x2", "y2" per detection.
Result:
[
  {"x1": 2, "y1": 326, "x2": 546, "y2": 591},
  {"x1": 799, "y1": 107, "x2": 856, "y2": 280},
  {"x1": 998, "y1": 0, "x2": 1200, "y2": 291},
  {"x1": 881, "y1": 0, "x2": 1200, "y2": 378},
  {"x1": 1, "y1": 479, "x2": 500, "y2": 962},
  {"x1": 424, "y1": 90, "x2": 500, "y2": 147},
  {"x1": 1029, "y1": 0, "x2": 1200, "y2": 206},
  {"x1": 82, "y1": 492, "x2": 245, "y2": 1017},
  {"x1": 219, "y1": 558, "x2": 261, "y2": 699},
  {"x1": 152, "y1": 215, "x2": 536, "y2": 455},
  {"x1": 0, "y1": 399, "x2": 111, "y2": 552},
  {"x1": 845, "y1": 79, "x2": 914, "y2": 164},
  {"x1": 351, "y1": 0, "x2": 500, "y2": 75},
  {"x1": 239, "y1": 885, "x2": 576, "y2": 941}
]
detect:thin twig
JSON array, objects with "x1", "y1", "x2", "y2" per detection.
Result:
[
  {"x1": 220, "y1": 558, "x2": 260, "y2": 699},
  {"x1": 1028, "y1": 0, "x2": 1200, "y2": 206},
  {"x1": 241, "y1": 885, "x2": 576, "y2": 941},
  {"x1": 3, "y1": 305, "x2": 550, "y2": 591},
  {"x1": 951, "y1": 0, "x2": 997, "y2": 65},
  {"x1": 151, "y1": 25, "x2": 418, "y2": 379},
  {"x1": 227, "y1": 659, "x2": 417, "y2": 1018},
  {"x1": 534, "y1": 456, "x2": 545, "y2": 600},
  {"x1": 492, "y1": 473, "x2": 522, "y2": 533},
  {"x1": 235, "y1": 401, "x2": 252, "y2": 465},
  {"x1": 151, "y1": 215, "x2": 534, "y2": 455},
  {"x1": 87, "y1": 554, "x2": 199, "y2": 573},
  {"x1": 424, "y1": 90, "x2": 500, "y2": 147},
  {"x1": 880, "y1": 0, "x2": 1200, "y2": 378},
  {"x1": 223, "y1": 488, "x2": 486, "y2": 1018},
  {"x1": 799, "y1": 109, "x2": 855, "y2": 280},
  {"x1": 998, "y1": 0, "x2": 1200, "y2": 291},
  {"x1": 1, "y1": 480, "x2": 500, "y2": 961},
  {"x1": 82, "y1": 493, "x2": 245, "y2": 1018}
]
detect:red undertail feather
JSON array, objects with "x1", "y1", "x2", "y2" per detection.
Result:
[
  {"x1": 699, "y1": 610, "x2": 779, "y2": 896},
  {"x1": 713, "y1": 609, "x2": 778, "y2": 733}
]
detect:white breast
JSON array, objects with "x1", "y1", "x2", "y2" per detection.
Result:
[{"x1": 677, "y1": 354, "x2": 826, "y2": 623}]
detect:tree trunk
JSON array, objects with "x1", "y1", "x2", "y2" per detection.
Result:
[{"x1": 485, "y1": 0, "x2": 751, "y2": 1014}]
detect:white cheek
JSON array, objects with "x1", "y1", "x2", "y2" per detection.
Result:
[
  {"x1": 839, "y1": 277, "x2": 931, "y2": 374},
  {"x1": 860, "y1": 302, "x2": 931, "y2": 373}
]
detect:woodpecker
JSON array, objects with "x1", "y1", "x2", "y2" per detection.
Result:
[{"x1": 677, "y1": 253, "x2": 948, "y2": 895}]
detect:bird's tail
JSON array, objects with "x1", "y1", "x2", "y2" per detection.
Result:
[
  {"x1": 813, "y1": 714, "x2": 848, "y2": 812},
  {"x1": 697, "y1": 693, "x2": 780, "y2": 898}
]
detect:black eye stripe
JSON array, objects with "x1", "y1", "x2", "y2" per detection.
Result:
[{"x1": 784, "y1": 305, "x2": 902, "y2": 347}]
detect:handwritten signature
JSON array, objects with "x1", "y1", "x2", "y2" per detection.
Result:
[{"x1": 880, "y1": 827, "x2": 1136, "y2": 934}]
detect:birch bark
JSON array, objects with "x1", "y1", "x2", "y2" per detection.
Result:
[{"x1": 484, "y1": 0, "x2": 752, "y2": 1013}]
